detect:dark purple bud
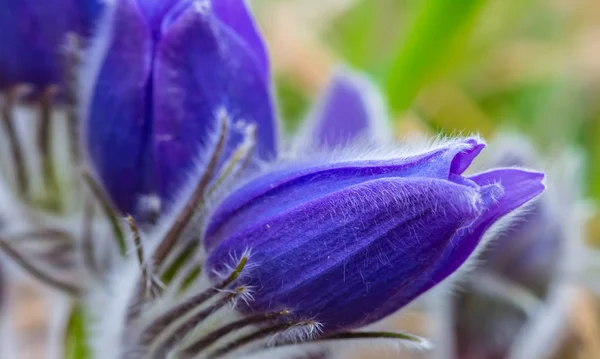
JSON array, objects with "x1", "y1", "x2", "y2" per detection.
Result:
[
  {"x1": 204, "y1": 138, "x2": 545, "y2": 333},
  {"x1": 84, "y1": 0, "x2": 277, "y2": 217},
  {"x1": 0, "y1": 0, "x2": 103, "y2": 89}
]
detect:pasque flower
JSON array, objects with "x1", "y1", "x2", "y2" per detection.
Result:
[
  {"x1": 84, "y1": 0, "x2": 277, "y2": 217},
  {"x1": 89, "y1": 136, "x2": 545, "y2": 359},
  {"x1": 204, "y1": 137, "x2": 544, "y2": 334},
  {"x1": 0, "y1": 0, "x2": 103, "y2": 89},
  {"x1": 82, "y1": 69, "x2": 546, "y2": 359}
]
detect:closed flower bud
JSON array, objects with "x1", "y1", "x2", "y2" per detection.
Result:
[
  {"x1": 84, "y1": 0, "x2": 277, "y2": 217},
  {"x1": 204, "y1": 138, "x2": 545, "y2": 333}
]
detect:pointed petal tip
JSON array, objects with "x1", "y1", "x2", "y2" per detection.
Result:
[
  {"x1": 449, "y1": 138, "x2": 486, "y2": 175},
  {"x1": 469, "y1": 168, "x2": 547, "y2": 233}
]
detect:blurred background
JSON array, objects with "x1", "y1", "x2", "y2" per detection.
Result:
[{"x1": 254, "y1": 0, "x2": 599, "y2": 188}]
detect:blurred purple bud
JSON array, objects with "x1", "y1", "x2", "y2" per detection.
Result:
[
  {"x1": 485, "y1": 201, "x2": 560, "y2": 295},
  {"x1": 0, "y1": 0, "x2": 103, "y2": 90},
  {"x1": 204, "y1": 138, "x2": 544, "y2": 333},
  {"x1": 84, "y1": 0, "x2": 277, "y2": 217},
  {"x1": 298, "y1": 67, "x2": 389, "y2": 149}
]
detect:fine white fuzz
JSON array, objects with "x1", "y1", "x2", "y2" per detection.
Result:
[
  {"x1": 271, "y1": 321, "x2": 323, "y2": 346},
  {"x1": 86, "y1": 259, "x2": 141, "y2": 359},
  {"x1": 288, "y1": 131, "x2": 483, "y2": 166},
  {"x1": 143, "y1": 106, "x2": 231, "y2": 259},
  {"x1": 211, "y1": 248, "x2": 254, "y2": 282},
  {"x1": 204, "y1": 133, "x2": 487, "y2": 234},
  {"x1": 422, "y1": 194, "x2": 534, "y2": 306},
  {"x1": 329, "y1": 333, "x2": 433, "y2": 359},
  {"x1": 239, "y1": 345, "x2": 329, "y2": 359}
]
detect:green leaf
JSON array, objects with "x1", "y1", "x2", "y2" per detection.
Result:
[
  {"x1": 65, "y1": 305, "x2": 91, "y2": 359},
  {"x1": 386, "y1": 0, "x2": 487, "y2": 114}
]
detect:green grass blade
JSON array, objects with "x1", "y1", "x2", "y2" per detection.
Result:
[
  {"x1": 386, "y1": 0, "x2": 487, "y2": 114},
  {"x1": 65, "y1": 305, "x2": 91, "y2": 359}
]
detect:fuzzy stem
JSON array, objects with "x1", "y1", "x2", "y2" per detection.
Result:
[
  {"x1": 151, "y1": 288, "x2": 243, "y2": 359},
  {"x1": 81, "y1": 196, "x2": 104, "y2": 281},
  {"x1": 319, "y1": 331, "x2": 424, "y2": 342},
  {"x1": 37, "y1": 86, "x2": 62, "y2": 211},
  {"x1": 205, "y1": 321, "x2": 316, "y2": 359},
  {"x1": 152, "y1": 117, "x2": 228, "y2": 268},
  {"x1": 63, "y1": 33, "x2": 82, "y2": 164},
  {"x1": 0, "y1": 237, "x2": 79, "y2": 295},
  {"x1": 180, "y1": 310, "x2": 290, "y2": 356},
  {"x1": 206, "y1": 123, "x2": 256, "y2": 197},
  {"x1": 140, "y1": 256, "x2": 248, "y2": 345},
  {"x1": 160, "y1": 241, "x2": 199, "y2": 286},
  {"x1": 1, "y1": 88, "x2": 29, "y2": 199},
  {"x1": 261, "y1": 330, "x2": 427, "y2": 354},
  {"x1": 10, "y1": 229, "x2": 72, "y2": 243},
  {"x1": 127, "y1": 215, "x2": 163, "y2": 299},
  {"x1": 178, "y1": 265, "x2": 202, "y2": 293},
  {"x1": 127, "y1": 216, "x2": 146, "y2": 284},
  {"x1": 82, "y1": 171, "x2": 126, "y2": 255}
]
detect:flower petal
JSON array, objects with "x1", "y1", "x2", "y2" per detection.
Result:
[
  {"x1": 406, "y1": 169, "x2": 546, "y2": 300},
  {"x1": 450, "y1": 138, "x2": 485, "y2": 175},
  {"x1": 206, "y1": 177, "x2": 484, "y2": 332},
  {"x1": 211, "y1": 0, "x2": 270, "y2": 79},
  {"x1": 85, "y1": 0, "x2": 153, "y2": 214},
  {"x1": 152, "y1": 4, "x2": 277, "y2": 207},
  {"x1": 205, "y1": 138, "x2": 484, "y2": 250}
]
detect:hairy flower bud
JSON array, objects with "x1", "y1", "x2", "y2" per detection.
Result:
[
  {"x1": 204, "y1": 138, "x2": 544, "y2": 333},
  {"x1": 84, "y1": 0, "x2": 277, "y2": 216}
]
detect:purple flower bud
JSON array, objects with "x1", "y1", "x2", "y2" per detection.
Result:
[
  {"x1": 0, "y1": 0, "x2": 103, "y2": 89},
  {"x1": 485, "y1": 202, "x2": 560, "y2": 295},
  {"x1": 204, "y1": 138, "x2": 545, "y2": 333},
  {"x1": 84, "y1": 0, "x2": 277, "y2": 216},
  {"x1": 297, "y1": 67, "x2": 389, "y2": 150}
]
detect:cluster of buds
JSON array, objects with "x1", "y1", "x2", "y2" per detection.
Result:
[{"x1": 0, "y1": 1, "x2": 561, "y2": 359}]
